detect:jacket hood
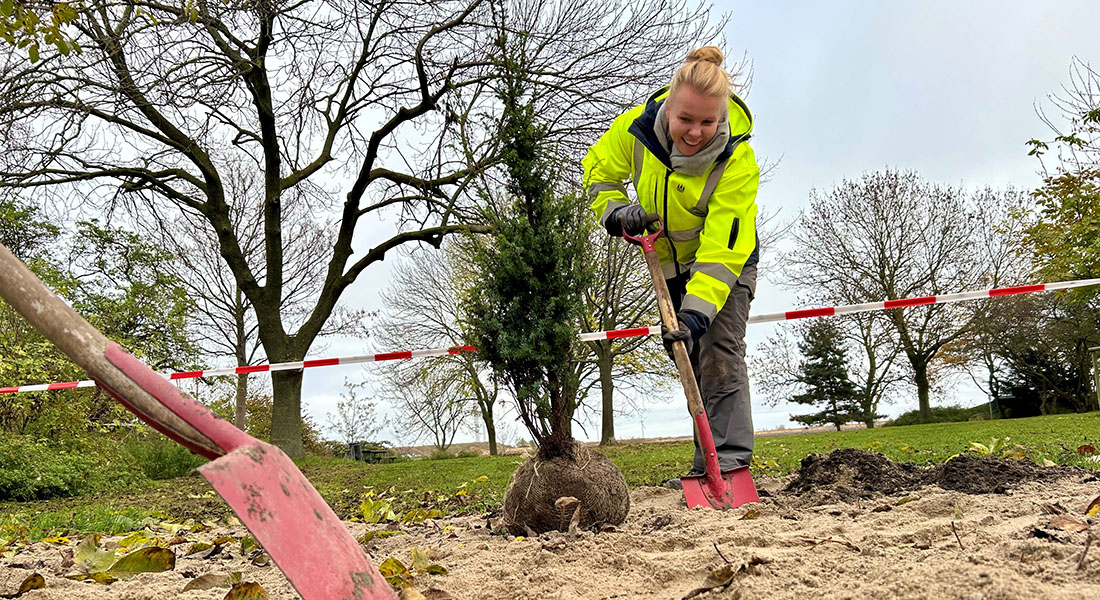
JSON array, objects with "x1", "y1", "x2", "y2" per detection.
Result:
[{"x1": 627, "y1": 86, "x2": 753, "y2": 172}]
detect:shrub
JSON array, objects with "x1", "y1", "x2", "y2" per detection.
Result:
[
  {"x1": 0, "y1": 436, "x2": 115, "y2": 500},
  {"x1": 122, "y1": 433, "x2": 207, "y2": 480},
  {"x1": 428, "y1": 449, "x2": 455, "y2": 460},
  {"x1": 884, "y1": 405, "x2": 990, "y2": 427}
]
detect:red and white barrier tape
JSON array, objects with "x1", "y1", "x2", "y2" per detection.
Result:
[
  {"x1": 0, "y1": 346, "x2": 476, "y2": 394},
  {"x1": 4, "y1": 278, "x2": 1099, "y2": 394}
]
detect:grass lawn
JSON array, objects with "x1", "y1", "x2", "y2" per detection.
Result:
[{"x1": 3, "y1": 412, "x2": 1098, "y2": 542}]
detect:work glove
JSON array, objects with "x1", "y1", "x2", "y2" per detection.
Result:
[
  {"x1": 614, "y1": 204, "x2": 649, "y2": 236},
  {"x1": 661, "y1": 309, "x2": 709, "y2": 359}
]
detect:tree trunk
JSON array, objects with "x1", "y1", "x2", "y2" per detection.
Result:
[
  {"x1": 234, "y1": 373, "x2": 247, "y2": 429},
  {"x1": 270, "y1": 369, "x2": 305, "y2": 458},
  {"x1": 478, "y1": 393, "x2": 497, "y2": 456},
  {"x1": 598, "y1": 350, "x2": 615, "y2": 446},
  {"x1": 914, "y1": 360, "x2": 932, "y2": 423},
  {"x1": 233, "y1": 286, "x2": 248, "y2": 429},
  {"x1": 486, "y1": 418, "x2": 498, "y2": 456}
]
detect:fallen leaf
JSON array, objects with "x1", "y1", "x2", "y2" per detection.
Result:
[
  {"x1": 186, "y1": 543, "x2": 213, "y2": 556},
  {"x1": 1051, "y1": 515, "x2": 1090, "y2": 533},
  {"x1": 424, "y1": 565, "x2": 447, "y2": 575},
  {"x1": 158, "y1": 522, "x2": 187, "y2": 535},
  {"x1": 74, "y1": 536, "x2": 115, "y2": 573},
  {"x1": 240, "y1": 536, "x2": 258, "y2": 555},
  {"x1": 399, "y1": 590, "x2": 427, "y2": 600},
  {"x1": 1086, "y1": 494, "x2": 1100, "y2": 517},
  {"x1": 1078, "y1": 444, "x2": 1096, "y2": 456},
  {"x1": 1042, "y1": 459, "x2": 1057, "y2": 467},
  {"x1": 474, "y1": 476, "x2": 489, "y2": 482},
  {"x1": 379, "y1": 557, "x2": 410, "y2": 587},
  {"x1": 249, "y1": 552, "x2": 270, "y2": 567},
  {"x1": 680, "y1": 556, "x2": 770, "y2": 600},
  {"x1": 108, "y1": 547, "x2": 176, "y2": 578},
  {"x1": 895, "y1": 496, "x2": 917, "y2": 506},
  {"x1": 358, "y1": 531, "x2": 406, "y2": 544},
  {"x1": 0, "y1": 572, "x2": 45, "y2": 599},
  {"x1": 682, "y1": 564, "x2": 736, "y2": 599},
  {"x1": 223, "y1": 582, "x2": 268, "y2": 600},
  {"x1": 64, "y1": 572, "x2": 117, "y2": 584},
  {"x1": 183, "y1": 573, "x2": 241, "y2": 591},
  {"x1": 59, "y1": 548, "x2": 74, "y2": 570},
  {"x1": 740, "y1": 509, "x2": 760, "y2": 520},
  {"x1": 410, "y1": 548, "x2": 431, "y2": 571}
]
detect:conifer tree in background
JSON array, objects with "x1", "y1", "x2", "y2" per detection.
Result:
[{"x1": 791, "y1": 320, "x2": 866, "y2": 430}]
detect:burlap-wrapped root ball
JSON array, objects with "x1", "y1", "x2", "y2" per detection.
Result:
[{"x1": 501, "y1": 442, "x2": 629, "y2": 535}]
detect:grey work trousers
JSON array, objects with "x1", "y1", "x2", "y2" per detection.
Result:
[{"x1": 669, "y1": 264, "x2": 756, "y2": 472}]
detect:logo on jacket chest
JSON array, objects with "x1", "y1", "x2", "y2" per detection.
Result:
[{"x1": 676, "y1": 183, "x2": 685, "y2": 193}]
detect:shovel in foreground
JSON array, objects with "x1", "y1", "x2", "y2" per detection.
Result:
[
  {"x1": 0, "y1": 244, "x2": 397, "y2": 600},
  {"x1": 623, "y1": 220, "x2": 759, "y2": 510}
]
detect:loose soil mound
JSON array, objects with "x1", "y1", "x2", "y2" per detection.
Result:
[
  {"x1": 784, "y1": 448, "x2": 925, "y2": 500},
  {"x1": 786, "y1": 449, "x2": 1088, "y2": 501},
  {"x1": 930, "y1": 454, "x2": 1085, "y2": 494}
]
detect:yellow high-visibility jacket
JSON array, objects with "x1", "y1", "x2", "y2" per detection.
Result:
[{"x1": 582, "y1": 87, "x2": 760, "y2": 322}]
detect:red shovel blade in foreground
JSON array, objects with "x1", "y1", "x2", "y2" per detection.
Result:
[
  {"x1": 681, "y1": 466, "x2": 759, "y2": 510},
  {"x1": 202, "y1": 446, "x2": 388, "y2": 599}
]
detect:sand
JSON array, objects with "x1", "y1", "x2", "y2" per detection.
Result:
[{"x1": 3, "y1": 452, "x2": 1099, "y2": 600}]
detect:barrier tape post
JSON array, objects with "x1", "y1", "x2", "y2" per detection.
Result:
[{"x1": 4, "y1": 278, "x2": 1099, "y2": 395}]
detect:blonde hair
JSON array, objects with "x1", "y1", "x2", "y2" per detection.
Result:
[{"x1": 669, "y1": 46, "x2": 732, "y2": 99}]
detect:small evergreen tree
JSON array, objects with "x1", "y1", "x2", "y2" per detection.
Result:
[
  {"x1": 790, "y1": 320, "x2": 864, "y2": 430},
  {"x1": 459, "y1": 30, "x2": 627, "y2": 535},
  {"x1": 462, "y1": 31, "x2": 593, "y2": 461}
]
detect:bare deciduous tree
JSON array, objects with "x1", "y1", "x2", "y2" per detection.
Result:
[
  {"x1": 326, "y1": 378, "x2": 386, "y2": 446},
  {"x1": 375, "y1": 245, "x2": 501, "y2": 453},
  {"x1": 1030, "y1": 57, "x2": 1100, "y2": 174},
  {"x1": 381, "y1": 365, "x2": 473, "y2": 453},
  {"x1": 579, "y1": 231, "x2": 671, "y2": 445},
  {"x1": 782, "y1": 170, "x2": 985, "y2": 422}
]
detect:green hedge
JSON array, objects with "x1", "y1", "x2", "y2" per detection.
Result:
[
  {"x1": 884, "y1": 404, "x2": 991, "y2": 427},
  {"x1": 0, "y1": 436, "x2": 112, "y2": 500},
  {"x1": 0, "y1": 429, "x2": 208, "y2": 501},
  {"x1": 122, "y1": 434, "x2": 207, "y2": 480}
]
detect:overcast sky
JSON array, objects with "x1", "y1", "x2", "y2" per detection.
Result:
[{"x1": 294, "y1": 1, "x2": 1100, "y2": 446}]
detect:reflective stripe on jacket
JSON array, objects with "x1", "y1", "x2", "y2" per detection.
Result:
[{"x1": 582, "y1": 87, "x2": 760, "y2": 321}]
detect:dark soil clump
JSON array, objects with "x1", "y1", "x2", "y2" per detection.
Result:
[
  {"x1": 784, "y1": 449, "x2": 1086, "y2": 500},
  {"x1": 784, "y1": 448, "x2": 924, "y2": 501},
  {"x1": 929, "y1": 454, "x2": 1084, "y2": 494}
]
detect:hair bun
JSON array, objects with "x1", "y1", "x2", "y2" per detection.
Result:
[{"x1": 686, "y1": 46, "x2": 723, "y2": 66}]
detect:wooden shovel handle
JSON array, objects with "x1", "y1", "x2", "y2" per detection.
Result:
[
  {"x1": 640, "y1": 249, "x2": 706, "y2": 419},
  {"x1": 0, "y1": 244, "x2": 221, "y2": 456}
]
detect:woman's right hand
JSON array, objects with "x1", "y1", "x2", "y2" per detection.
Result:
[{"x1": 615, "y1": 205, "x2": 649, "y2": 235}]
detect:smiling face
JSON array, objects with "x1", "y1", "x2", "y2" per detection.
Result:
[{"x1": 665, "y1": 85, "x2": 726, "y2": 156}]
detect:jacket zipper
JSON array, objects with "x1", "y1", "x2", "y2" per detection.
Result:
[
  {"x1": 728, "y1": 217, "x2": 740, "y2": 250},
  {"x1": 663, "y1": 168, "x2": 680, "y2": 277}
]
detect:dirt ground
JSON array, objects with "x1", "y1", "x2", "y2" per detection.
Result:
[{"x1": 3, "y1": 450, "x2": 1099, "y2": 600}]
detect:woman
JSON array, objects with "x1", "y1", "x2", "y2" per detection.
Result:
[{"x1": 582, "y1": 46, "x2": 759, "y2": 476}]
